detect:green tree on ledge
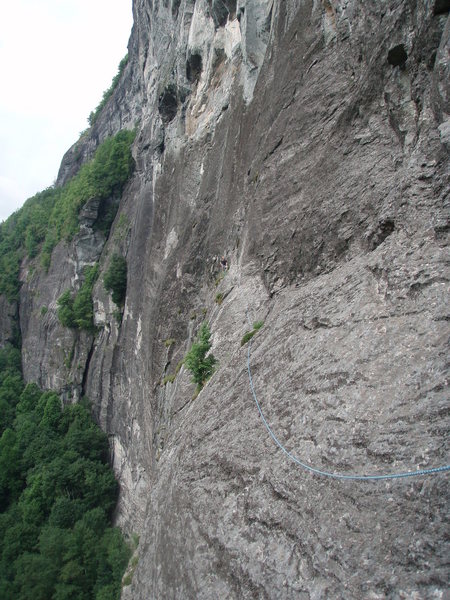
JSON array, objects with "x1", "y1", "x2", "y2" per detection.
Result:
[
  {"x1": 104, "y1": 255, "x2": 127, "y2": 307},
  {"x1": 57, "y1": 264, "x2": 99, "y2": 331}
]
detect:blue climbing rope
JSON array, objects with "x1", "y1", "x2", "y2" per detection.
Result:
[{"x1": 245, "y1": 311, "x2": 450, "y2": 481}]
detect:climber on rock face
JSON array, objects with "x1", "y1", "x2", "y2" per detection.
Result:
[{"x1": 220, "y1": 256, "x2": 228, "y2": 271}]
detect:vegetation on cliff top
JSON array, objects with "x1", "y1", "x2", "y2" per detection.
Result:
[
  {"x1": 0, "y1": 129, "x2": 135, "y2": 302},
  {"x1": 0, "y1": 345, "x2": 130, "y2": 599},
  {"x1": 41, "y1": 129, "x2": 135, "y2": 269},
  {"x1": 88, "y1": 55, "x2": 129, "y2": 127}
]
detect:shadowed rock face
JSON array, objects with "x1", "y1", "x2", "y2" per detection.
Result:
[
  {"x1": 207, "y1": 0, "x2": 238, "y2": 27},
  {"x1": 7, "y1": 1, "x2": 449, "y2": 598}
]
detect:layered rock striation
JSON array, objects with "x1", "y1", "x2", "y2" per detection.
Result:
[{"x1": 5, "y1": 1, "x2": 450, "y2": 598}]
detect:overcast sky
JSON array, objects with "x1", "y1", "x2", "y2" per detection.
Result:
[{"x1": 0, "y1": 0, "x2": 133, "y2": 222}]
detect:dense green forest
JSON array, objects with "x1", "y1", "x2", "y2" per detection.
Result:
[
  {"x1": 0, "y1": 346, "x2": 130, "y2": 599},
  {"x1": 0, "y1": 129, "x2": 135, "y2": 302}
]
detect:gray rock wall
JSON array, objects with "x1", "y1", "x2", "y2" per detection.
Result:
[{"x1": 10, "y1": 0, "x2": 450, "y2": 598}]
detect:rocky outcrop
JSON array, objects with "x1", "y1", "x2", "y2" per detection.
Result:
[
  {"x1": 19, "y1": 196, "x2": 107, "y2": 398},
  {"x1": 0, "y1": 295, "x2": 17, "y2": 347},
  {"x1": 8, "y1": 0, "x2": 450, "y2": 598}
]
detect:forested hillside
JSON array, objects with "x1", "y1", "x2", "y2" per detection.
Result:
[
  {"x1": 0, "y1": 129, "x2": 136, "y2": 599},
  {"x1": 0, "y1": 345, "x2": 130, "y2": 599}
]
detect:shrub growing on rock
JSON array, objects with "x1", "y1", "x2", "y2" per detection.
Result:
[
  {"x1": 241, "y1": 320, "x2": 264, "y2": 346},
  {"x1": 184, "y1": 323, "x2": 217, "y2": 392}
]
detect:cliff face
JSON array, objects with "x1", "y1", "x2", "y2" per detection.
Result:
[{"x1": 11, "y1": 0, "x2": 450, "y2": 598}]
